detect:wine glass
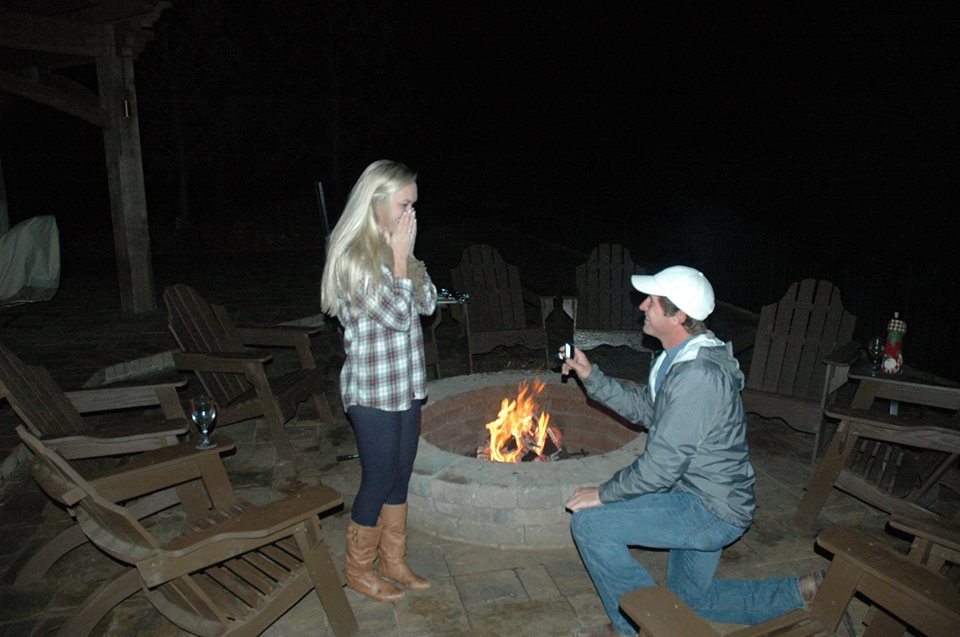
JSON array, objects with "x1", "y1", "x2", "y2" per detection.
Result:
[
  {"x1": 189, "y1": 395, "x2": 218, "y2": 449},
  {"x1": 867, "y1": 337, "x2": 884, "y2": 376}
]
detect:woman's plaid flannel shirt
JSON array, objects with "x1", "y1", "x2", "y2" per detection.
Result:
[{"x1": 339, "y1": 266, "x2": 437, "y2": 412}]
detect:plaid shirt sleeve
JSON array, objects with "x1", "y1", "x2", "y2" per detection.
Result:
[
  {"x1": 339, "y1": 267, "x2": 437, "y2": 412},
  {"x1": 416, "y1": 268, "x2": 438, "y2": 317}
]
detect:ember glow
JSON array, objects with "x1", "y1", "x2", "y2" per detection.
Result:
[{"x1": 478, "y1": 379, "x2": 562, "y2": 463}]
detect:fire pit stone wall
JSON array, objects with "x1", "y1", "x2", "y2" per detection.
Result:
[{"x1": 408, "y1": 371, "x2": 647, "y2": 549}]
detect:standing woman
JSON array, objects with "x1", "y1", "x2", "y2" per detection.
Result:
[{"x1": 320, "y1": 160, "x2": 437, "y2": 602}]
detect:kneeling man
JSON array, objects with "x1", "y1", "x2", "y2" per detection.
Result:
[{"x1": 563, "y1": 266, "x2": 818, "y2": 637}]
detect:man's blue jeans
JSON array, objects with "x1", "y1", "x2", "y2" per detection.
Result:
[{"x1": 571, "y1": 491, "x2": 804, "y2": 635}]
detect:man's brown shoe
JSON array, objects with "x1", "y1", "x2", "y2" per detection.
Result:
[
  {"x1": 798, "y1": 569, "x2": 825, "y2": 604},
  {"x1": 798, "y1": 570, "x2": 855, "y2": 636}
]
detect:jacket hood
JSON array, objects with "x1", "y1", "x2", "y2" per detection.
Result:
[
  {"x1": 650, "y1": 331, "x2": 744, "y2": 398},
  {"x1": 695, "y1": 337, "x2": 745, "y2": 392}
]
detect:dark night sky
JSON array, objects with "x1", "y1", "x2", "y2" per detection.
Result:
[
  {"x1": 3, "y1": 3, "x2": 956, "y2": 249},
  {"x1": 380, "y1": 3, "x2": 957, "y2": 290},
  {"x1": 2, "y1": 1, "x2": 958, "y2": 372}
]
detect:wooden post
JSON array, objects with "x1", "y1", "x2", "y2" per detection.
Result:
[
  {"x1": 0, "y1": 148, "x2": 8, "y2": 235},
  {"x1": 96, "y1": 24, "x2": 156, "y2": 314}
]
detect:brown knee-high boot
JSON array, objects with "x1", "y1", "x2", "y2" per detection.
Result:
[
  {"x1": 377, "y1": 503, "x2": 430, "y2": 590},
  {"x1": 345, "y1": 520, "x2": 405, "y2": 601}
]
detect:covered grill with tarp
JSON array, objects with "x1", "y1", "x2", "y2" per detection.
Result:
[
  {"x1": 0, "y1": 215, "x2": 59, "y2": 306},
  {"x1": 0, "y1": 1, "x2": 172, "y2": 314}
]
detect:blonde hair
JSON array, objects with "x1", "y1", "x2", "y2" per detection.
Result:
[{"x1": 321, "y1": 160, "x2": 417, "y2": 317}]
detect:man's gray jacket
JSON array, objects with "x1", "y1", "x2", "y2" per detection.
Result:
[{"x1": 582, "y1": 331, "x2": 756, "y2": 528}]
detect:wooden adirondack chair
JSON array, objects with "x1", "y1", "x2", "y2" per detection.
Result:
[
  {"x1": 622, "y1": 527, "x2": 960, "y2": 637},
  {"x1": 163, "y1": 284, "x2": 335, "y2": 460},
  {"x1": 17, "y1": 427, "x2": 358, "y2": 637},
  {"x1": 562, "y1": 244, "x2": 647, "y2": 352},
  {"x1": 0, "y1": 340, "x2": 187, "y2": 460},
  {"x1": 887, "y1": 513, "x2": 960, "y2": 576},
  {"x1": 861, "y1": 514, "x2": 960, "y2": 637},
  {"x1": 15, "y1": 434, "x2": 237, "y2": 587},
  {"x1": 422, "y1": 309, "x2": 442, "y2": 379},
  {"x1": 794, "y1": 403, "x2": 960, "y2": 532},
  {"x1": 450, "y1": 244, "x2": 552, "y2": 374},
  {"x1": 741, "y1": 279, "x2": 858, "y2": 437}
]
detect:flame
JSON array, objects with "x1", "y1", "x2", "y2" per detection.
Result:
[{"x1": 484, "y1": 380, "x2": 551, "y2": 463}]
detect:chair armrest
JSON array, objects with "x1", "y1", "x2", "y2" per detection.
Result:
[
  {"x1": 823, "y1": 340, "x2": 861, "y2": 368},
  {"x1": 90, "y1": 437, "x2": 236, "y2": 503},
  {"x1": 823, "y1": 404, "x2": 960, "y2": 452},
  {"x1": 64, "y1": 379, "x2": 187, "y2": 414},
  {"x1": 173, "y1": 351, "x2": 271, "y2": 374},
  {"x1": 231, "y1": 326, "x2": 317, "y2": 369},
  {"x1": 825, "y1": 404, "x2": 932, "y2": 428},
  {"x1": 44, "y1": 428, "x2": 187, "y2": 460},
  {"x1": 819, "y1": 341, "x2": 861, "y2": 409},
  {"x1": 889, "y1": 513, "x2": 960, "y2": 555},
  {"x1": 137, "y1": 485, "x2": 342, "y2": 586},
  {"x1": 620, "y1": 586, "x2": 718, "y2": 637},
  {"x1": 232, "y1": 325, "x2": 320, "y2": 345}
]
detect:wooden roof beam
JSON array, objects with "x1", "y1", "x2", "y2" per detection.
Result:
[
  {"x1": 62, "y1": 0, "x2": 171, "y2": 29},
  {"x1": 0, "y1": 9, "x2": 111, "y2": 57},
  {"x1": 0, "y1": 49, "x2": 87, "y2": 73},
  {"x1": 0, "y1": 67, "x2": 107, "y2": 127}
]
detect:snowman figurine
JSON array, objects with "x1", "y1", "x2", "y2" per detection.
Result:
[{"x1": 882, "y1": 312, "x2": 906, "y2": 375}]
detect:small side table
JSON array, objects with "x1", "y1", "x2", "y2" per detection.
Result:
[
  {"x1": 847, "y1": 363, "x2": 960, "y2": 412},
  {"x1": 795, "y1": 363, "x2": 960, "y2": 530}
]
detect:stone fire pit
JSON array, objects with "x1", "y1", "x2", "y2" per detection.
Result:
[{"x1": 408, "y1": 371, "x2": 647, "y2": 549}]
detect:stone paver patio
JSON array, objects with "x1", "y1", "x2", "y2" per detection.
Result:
[
  {"x1": 1, "y1": 250, "x2": 955, "y2": 636},
  {"x1": 1, "y1": 407, "x2": 895, "y2": 637}
]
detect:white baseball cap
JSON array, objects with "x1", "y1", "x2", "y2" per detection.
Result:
[{"x1": 631, "y1": 266, "x2": 715, "y2": 321}]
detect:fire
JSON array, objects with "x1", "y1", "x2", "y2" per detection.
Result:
[{"x1": 480, "y1": 379, "x2": 560, "y2": 463}]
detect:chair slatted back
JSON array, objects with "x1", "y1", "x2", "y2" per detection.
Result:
[
  {"x1": 18, "y1": 426, "x2": 159, "y2": 561},
  {"x1": 451, "y1": 244, "x2": 527, "y2": 331},
  {"x1": 163, "y1": 284, "x2": 251, "y2": 405},
  {"x1": 840, "y1": 412, "x2": 960, "y2": 506},
  {"x1": 574, "y1": 244, "x2": 643, "y2": 330},
  {"x1": 747, "y1": 280, "x2": 856, "y2": 402},
  {"x1": 889, "y1": 513, "x2": 960, "y2": 580},
  {"x1": 0, "y1": 341, "x2": 85, "y2": 438},
  {"x1": 847, "y1": 439, "x2": 952, "y2": 501},
  {"x1": 17, "y1": 426, "x2": 226, "y2": 628}
]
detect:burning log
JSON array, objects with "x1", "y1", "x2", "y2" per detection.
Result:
[
  {"x1": 475, "y1": 379, "x2": 568, "y2": 462},
  {"x1": 475, "y1": 421, "x2": 564, "y2": 462}
]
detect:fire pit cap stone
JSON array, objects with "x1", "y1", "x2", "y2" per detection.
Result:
[
  {"x1": 411, "y1": 441, "x2": 462, "y2": 476},
  {"x1": 411, "y1": 371, "x2": 649, "y2": 550},
  {"x1": 424, "y1": 370, "x2": 557, "y2": 403}
]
